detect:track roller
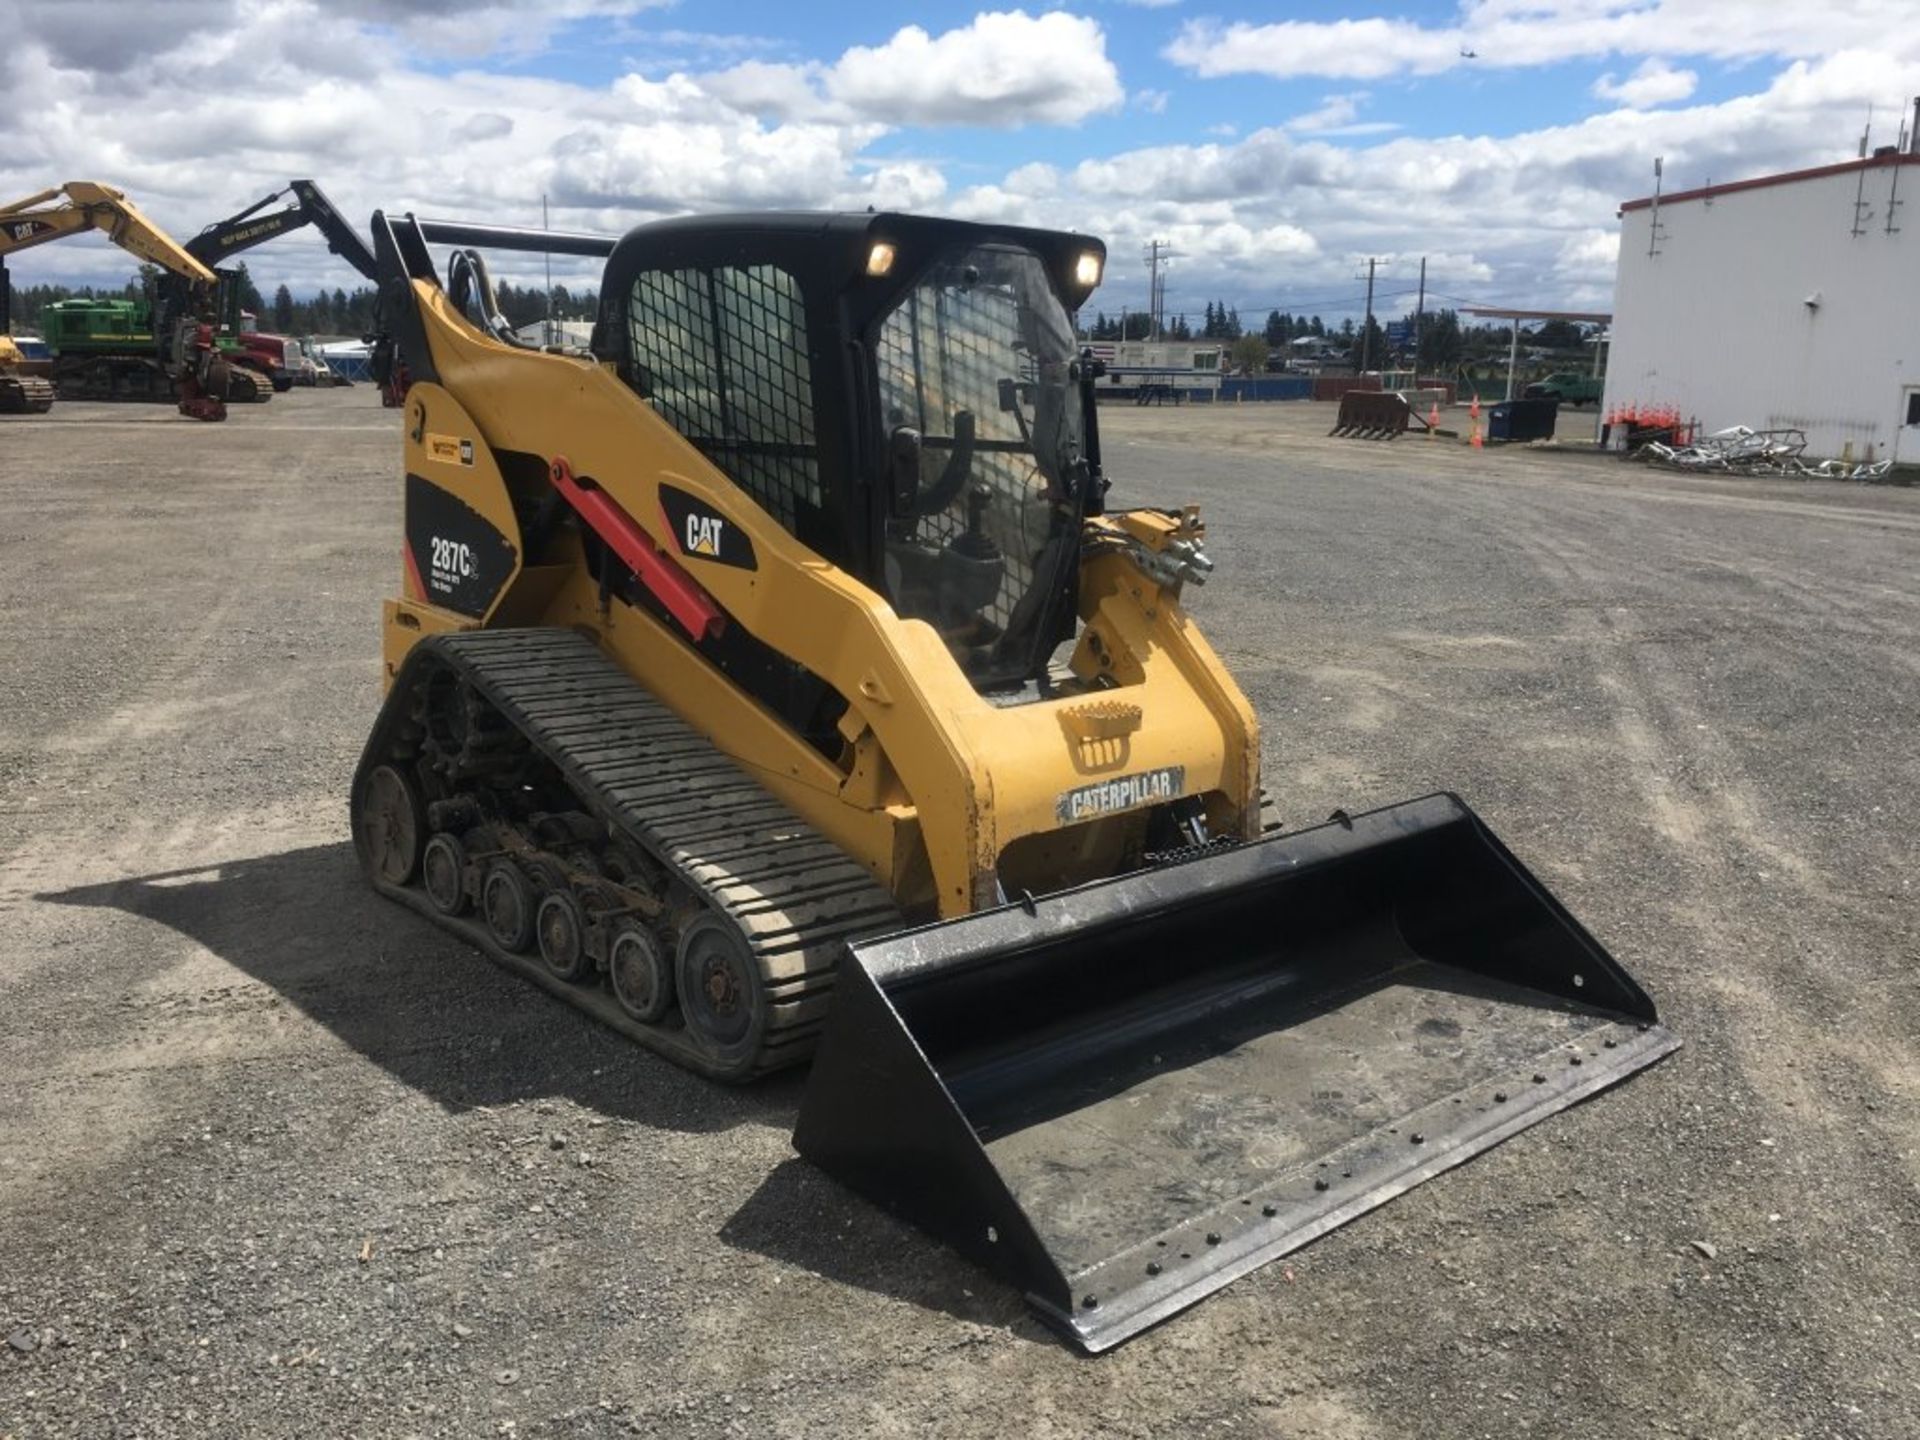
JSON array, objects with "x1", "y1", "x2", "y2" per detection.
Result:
[
  {"x1": 609, "y1": 922, "x2": 673, "y2": 1023},
  {"x1": 482, "y1": 861, "x2": 536, "y2": 952},
  {"x1": 422, "y1": 833, "x2": 469, "y2": 915},
  {"x1": 352, "y1": 629, "x2": 903, "y2": 1080},
  {"x1": 536, "y1": 891, "x2": 593, "y2": 982}
]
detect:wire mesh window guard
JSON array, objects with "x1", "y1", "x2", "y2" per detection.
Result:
[{"x1": 627, "y1": 265, "x2": 820, "y2": 530}]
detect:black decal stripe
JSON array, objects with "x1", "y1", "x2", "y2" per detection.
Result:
[{"x1": 404, "y1": 473, "x2": 519, "y2": 618}]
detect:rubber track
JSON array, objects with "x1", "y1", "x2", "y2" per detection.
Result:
[
  {"x1": 0, "y1": 376, "x2": 55, "y2": 413},
  {"x1": 361, "y1": 627, "x2": 904, "y2": 1080},
  {"x1": 226, "y1": 366, "x2": 269, "y2": 404}
]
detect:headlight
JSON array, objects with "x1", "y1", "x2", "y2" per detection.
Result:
[
  {"x1": 1074, "y1": 251, "x2": 1103, "y2": 288},
  {"x1": 866, "y1": 242, "x2": 896, "y2": 277}
]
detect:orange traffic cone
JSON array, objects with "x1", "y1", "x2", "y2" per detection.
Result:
[
  {"x1": 1427, "y1": 400, "x2": 1440, "y2": 438},
  {"x1": 1469, "y1": 394, "x2": 1483, "y2": 449}
]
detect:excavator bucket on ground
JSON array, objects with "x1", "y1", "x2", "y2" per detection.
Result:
[
  {"x1": 795, "y1": 793, "x2": 1678, "y2": 1352},
  {"x1": 1330, "y1": 389, "x2": 1412, "y2": 439}
]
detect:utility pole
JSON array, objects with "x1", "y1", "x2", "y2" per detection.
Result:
[
  {"x1": 1143, "y1": 239, "x2": 1177, "y2": 341},
  {"x1": 542, "y1": 193, "x2": 554, "y2": 345},
  {"x1": 1358, "y1": 257, "x2": 1379, "y2": 374},
  {"x1": 1413, "y1": 256, "x2": 1426, "y2": 374}
]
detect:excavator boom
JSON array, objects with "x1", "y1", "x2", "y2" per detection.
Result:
[{"x1": 0, "y1": 181, "x2": 215, "y2": 283}]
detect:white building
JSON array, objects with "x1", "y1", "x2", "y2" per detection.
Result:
[
  {"x1": 1084, "y1": 339, "x2": 1222, "y2": 393},
  {"x1": 1605, "y1": 146, "x2": 1920, "y2": 463},
  {"x1": 513, "y1": 319, "x2": 594, "y2": 348}
]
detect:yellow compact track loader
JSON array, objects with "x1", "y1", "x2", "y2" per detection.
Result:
[{"x1": 353, "y1": 210, "x2": 1677, "y2": 1350}]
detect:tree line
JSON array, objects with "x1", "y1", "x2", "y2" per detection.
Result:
[
  {"x1": 1078, "y1": 303, "x2": 1596, "y2": 378},
  {"x1": 260, "y1": 277, "x2": 600, "y2": 336},
  {"x1": 8, "y1": 262, "x2": 598, "y2": 338}
]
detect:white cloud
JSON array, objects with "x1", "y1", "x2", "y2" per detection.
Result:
[
  {"x1": 1284, "y1": 93, "x2": 1401, "y2": 137},
  {"x1": 619, "y1": 29, "x2": 790, "y2": 66},
  {"x1": 453, "y1": 112, "x2": 516, "y2": 143},
  {"x1": 1004, "y1": 162, "x2": 1062, "y2": 197},
  {"x1": 0, "y1": 1, "x2": 901, "y2": 295},
  {"x1": 701, "y1": 60, "x2": 839, "y2": 123},
  {"x1": 4, "y1": 0, "x2": 1918, "y2": 332},
  {"x1": 0, "y1": 4, "x2": 1120, "y2": 301},
  {"x1": 825, "y1": 11, "x2": 1124, "y2": 127},
  {"x1": 1133, "y1": 89, "x2": 1170, "y2": 114},
  {"x1": 1556, "y1": 228, "x2": 1620, "y2": 276},
  {"x1": 936, "y1": 41, "x2": 1920, "y2": 322},
  {"x1": 337, "y1": 0, "x2": 674, "y2": 61},
  {"x1": 689, "y1": 11, "x2": 1125, "y2": 129},
  {"x1": 1167, "y1": 17, "x2": 1458, "y2": 81},
  {"x1": 1165, "y1": 1, "x2": 1914, "y2": 81},
  {"x1": 1592, "y1": 58, "x2": 1698, "y2": 108}
]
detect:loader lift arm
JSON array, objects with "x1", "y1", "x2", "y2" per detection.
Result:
[{"x1": 365, "y1": 214, "x2": 617, "y2": 401}]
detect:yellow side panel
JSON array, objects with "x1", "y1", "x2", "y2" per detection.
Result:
[{"x1": 381, "y1": 598, "x2": 477, "y2": 691}]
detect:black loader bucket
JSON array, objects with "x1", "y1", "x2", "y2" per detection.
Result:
[
  {"x1": 793, "y1": 793, "x2": 1678, "y2": 1353},
  {"x1": 1330, "y1": 389, "x2": 1412, "y2": 438}
]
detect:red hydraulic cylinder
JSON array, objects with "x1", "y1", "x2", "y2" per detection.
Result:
[{"x1": 547, "y1": 456, "x2": 725, "y2": 642}]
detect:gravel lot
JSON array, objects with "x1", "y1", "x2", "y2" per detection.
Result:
[{"x1": 3, "y1": 391, "x2": 1917, "y2": 1438}]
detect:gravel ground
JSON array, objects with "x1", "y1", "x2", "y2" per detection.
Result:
[{"x1": 2, "y1": 391, "x2": 1916, "y2": 1438}]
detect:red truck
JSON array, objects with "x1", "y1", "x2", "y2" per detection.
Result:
[{"x1": 236, "y1": 331, "x2": 310, "y2": 389}]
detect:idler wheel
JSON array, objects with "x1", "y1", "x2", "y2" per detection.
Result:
[
  {"x1": 675, "y1": 914, "x2": 766, "y2": 1073},
  {"x1": 358, "y1": 764, "x2": 423, "y2": 886}
]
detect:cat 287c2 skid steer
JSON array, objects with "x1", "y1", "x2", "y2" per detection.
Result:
[{"x1": 352, "y1": 208, "x2": 1677, "y2": 1351}]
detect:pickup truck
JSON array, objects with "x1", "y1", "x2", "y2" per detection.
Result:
[{"x1": 1522, "y1": 371, "x2": 1604, "y2": 407}]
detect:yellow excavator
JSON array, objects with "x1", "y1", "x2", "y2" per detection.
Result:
[
  {"x1": 0, "y1": 181, "x2": 239, "y2": 417},
  {"x1": 352, "y1": 210, "x2": 1677, "y2": 1351}
]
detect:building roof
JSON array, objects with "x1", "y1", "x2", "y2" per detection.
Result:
[{"x1": 1619, "y1": 149, "x2": 1920, "y2": 214}]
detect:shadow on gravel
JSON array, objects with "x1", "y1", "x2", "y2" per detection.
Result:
[
  {"x1": 41, "y1": 841, "x2": 789, "y2": 1135},
  {"x1": 722, "y1": 1157, "x2": 1038, "y2": 1340}
]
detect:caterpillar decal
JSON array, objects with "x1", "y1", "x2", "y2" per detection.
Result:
[{"x1": 660, "y1": 484, "x2": 757, "y2": 571}]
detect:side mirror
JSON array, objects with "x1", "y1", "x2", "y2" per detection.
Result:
[{"x1": 888, "y1": 425, "x2": 923, "y2": 513}]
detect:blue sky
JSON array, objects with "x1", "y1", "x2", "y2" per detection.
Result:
[{"x1": 4, "y1": 1, "x2": 1916, "y2": 323}]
